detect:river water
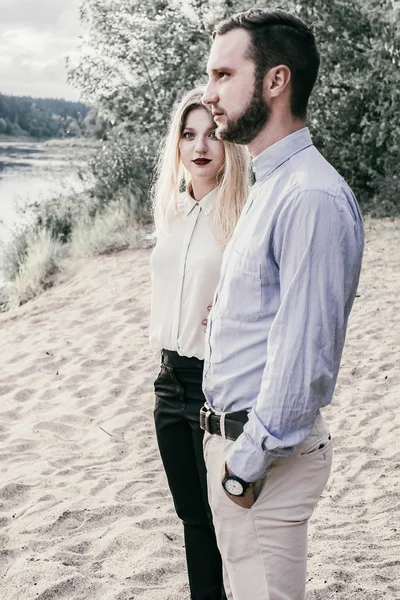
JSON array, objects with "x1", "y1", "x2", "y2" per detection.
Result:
[
  {"x1": 0, "y1": 138, "x2": 96, "y2": 244},
  {"x1": 0, "y1": 139, "x2": 97, "y2": 290}
]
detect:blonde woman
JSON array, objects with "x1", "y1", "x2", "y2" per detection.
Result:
[{"x1": 149, "y1": 88, "x2": 248, "y2": 600}]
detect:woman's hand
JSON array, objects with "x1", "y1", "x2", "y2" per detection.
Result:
[{"x1": 202, "y1": 305, "x2": 212, "y2": 332}]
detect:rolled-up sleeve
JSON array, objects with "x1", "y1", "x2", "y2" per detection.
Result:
[{"x1": 227, "y1": 189, "x2": 363, "y2": 481}]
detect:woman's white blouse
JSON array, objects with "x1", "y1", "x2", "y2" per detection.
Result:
[{"x1": 149, "y1": 188, "x2": 223, "y2": 360}]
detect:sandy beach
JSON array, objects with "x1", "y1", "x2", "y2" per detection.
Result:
[{"x1": 1, "y1": 219, "x2": 399, "y2": 600}]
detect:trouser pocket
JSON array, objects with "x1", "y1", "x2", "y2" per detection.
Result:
[
  {"x1": 154, "y1": 362, "x2": 183, "y2": 405},
  {"x1": 296, "y1": 412, "x2": 332, "y2": 459},
  {"x1": 299, "y1": 433, "x2": 331, "y2": 456}
]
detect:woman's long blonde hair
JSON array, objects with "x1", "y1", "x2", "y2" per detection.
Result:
[{"x1": 151, "y1": 88, "x2": 249, "y2": 246}]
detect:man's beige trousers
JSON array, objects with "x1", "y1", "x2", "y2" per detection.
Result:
[{"x1": 203, "y1": 412, "x2": 332, "y2": 600}]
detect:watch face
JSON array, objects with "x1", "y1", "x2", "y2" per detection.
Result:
[{"x1": 224, "y1": 477, "x2": 244, "y2": 496}]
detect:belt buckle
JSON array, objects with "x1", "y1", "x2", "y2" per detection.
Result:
[{"x1": 200, "y1": 402, "x2": 213, "y2": 433}]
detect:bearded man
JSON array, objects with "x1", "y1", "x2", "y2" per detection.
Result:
[{"x1": 200, "y1": 8, "x2": 364, "y2": 600}]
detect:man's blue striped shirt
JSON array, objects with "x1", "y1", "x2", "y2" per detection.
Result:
[{"x1": 202, "y1": 128, "x2": 364, "y2": 482}]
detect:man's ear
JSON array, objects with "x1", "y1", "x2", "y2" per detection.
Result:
[{"x1": 264, "y1": 65, "x2": 292, "y2": 99}]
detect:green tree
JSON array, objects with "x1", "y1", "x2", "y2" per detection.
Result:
[
  {"x1": 70, "y1": 0, "x2": 400, "y2": 216},
  {"x1": 68, "y1": 1, "x2": 246, "y2": 211},
  {"x1": 295, "y1": 0, "x2": 400, "y2": 216},
  {"x1": 69, "y1": 1, "x2": 222, "y2": 135},
  {"x1": 0, "y1": 93, "x2": 90, "y2": 139},
  {"x1": 0, "y1": 117, "x2": 7, "y2": 135},
  {"x1": 82, "y1": 107, "x2": 109, "y2": 139}
]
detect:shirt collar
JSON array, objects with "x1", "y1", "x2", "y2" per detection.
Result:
[
  {"x1": 252, "y1": 127, "x2": 313, "y2": 183},
  {"x1": 184, "y1": 186, "x2": 218, "y2": 216}
]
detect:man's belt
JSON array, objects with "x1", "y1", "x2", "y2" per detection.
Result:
[{"x1": 200, "y1": 403, "x2": 248, "y2": 441}]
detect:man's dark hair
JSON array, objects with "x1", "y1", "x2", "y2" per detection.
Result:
[{"x1": 213, "y1": 9, "x2": 319, "y2": 118}]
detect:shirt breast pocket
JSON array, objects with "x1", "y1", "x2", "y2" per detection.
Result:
[{"x1": 221, "y1": 250, "x2": 262, "y2": 322}]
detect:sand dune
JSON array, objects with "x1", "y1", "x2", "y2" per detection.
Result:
[{"x1": 1, "y1": 221, "x2": 399, "y2": 599}]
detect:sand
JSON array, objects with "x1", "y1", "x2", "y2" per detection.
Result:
[{"x1": 0, "y1": 220, "x2": 399, "y2": 600}]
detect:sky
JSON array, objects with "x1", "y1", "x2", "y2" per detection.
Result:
[{"x1": 0, "y1": 0, "x2": 83, "y2": 101}]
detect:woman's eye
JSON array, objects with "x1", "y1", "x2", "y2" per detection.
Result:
[
  {"x1": 208, "y1": 131, "x2": 217, "y2": 139},
  {"x1": 218, "y1": 72, "x2": 230, "y2": 79},
  {"x1": 183, "y1": 132, "x2": 194, "y2": 139}
]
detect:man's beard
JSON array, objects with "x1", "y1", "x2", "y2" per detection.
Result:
[{"x1": 217, "y1": 78, "x2": 270, "y2": 145}]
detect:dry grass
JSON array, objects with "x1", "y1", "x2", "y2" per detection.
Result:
[
  {"x1": 70, "y1": 201, "x2": 141, "y2": 258},
  {"x1": 5, "y1": 229, "x2": 64, "y2": 309},
  {"x1": 0, "y1": 194, "x2": 147, "y2": 310}
]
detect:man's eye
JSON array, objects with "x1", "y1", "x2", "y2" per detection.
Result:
[{"x1": 218, "y1": 72, "x2": 230, "y2": 79}]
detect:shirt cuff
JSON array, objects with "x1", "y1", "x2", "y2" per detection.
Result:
[{"x1": 226, "y1": 433, "x2": 276, "y2": 482}]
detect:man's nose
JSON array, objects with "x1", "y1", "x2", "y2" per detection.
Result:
[{"x1": 202, "y1": 82, "x2": 218, "y2": 107}]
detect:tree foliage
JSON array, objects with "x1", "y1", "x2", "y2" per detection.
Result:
[
  {"x1": 0, "y1": 93, "x2": 91, "y2": 139},
  {"x1": 296, "y1": 0, "x2": 400, "y2": 216},
  {"x1": 70, "y1": 0, "x2": 400, "y2": 216},
  {"x1": 69, "y1": 1, "x2": 225, "y2": 132}
]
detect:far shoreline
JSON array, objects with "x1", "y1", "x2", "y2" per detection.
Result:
[{"x1": 0, "y1": 134, "x2": 101, "y2": 146}]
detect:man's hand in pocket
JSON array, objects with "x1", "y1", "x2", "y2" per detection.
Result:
[{"x1": 221, "y1": 463, "x2": 265, "y2": 509}]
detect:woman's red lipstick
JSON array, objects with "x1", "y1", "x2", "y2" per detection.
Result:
[{"x1": 193, "y1": 158, "x2": 212, "y2": 165}]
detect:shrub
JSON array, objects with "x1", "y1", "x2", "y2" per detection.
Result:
[
  {"x1": 33, "y1": 193, "x2": 81, "y2": 244},
  {"x1": 88, "y1": 129, "x2": 155, "y2": 221},
  {"x1": 70, "y1": 198, "x2": 141, "y2": 257}
]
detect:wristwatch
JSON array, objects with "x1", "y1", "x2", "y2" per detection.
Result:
[{"x1": 222, "y1": 466, "x2": 251, "y2": 497}]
